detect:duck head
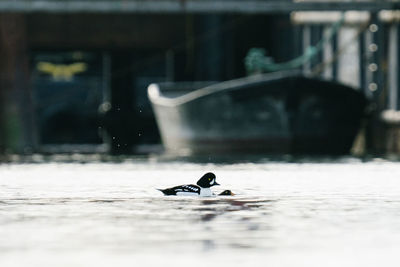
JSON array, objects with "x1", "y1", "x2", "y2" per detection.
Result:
[
  {"x1": 196, "y1": 172, "x2": 219, "y2": 188},
  {"x1": 218, "y1": 190, "x2": 235, "y2": 196}
]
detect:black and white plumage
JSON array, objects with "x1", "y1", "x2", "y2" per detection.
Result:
[{"x1": 158, "y1": 172, "x2": 219, "y2": 197}]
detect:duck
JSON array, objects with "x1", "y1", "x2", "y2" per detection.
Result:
[
  {"x1": 218, "y1": 190, "x2": 235, "y2": 196},
  {"x1": 158, "y1": 172, "x2": 219, "y2": 197}
]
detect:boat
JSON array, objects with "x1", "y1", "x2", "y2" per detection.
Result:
[{"x1": 147, "y1": 71, "x2": 368, "y2": 155}]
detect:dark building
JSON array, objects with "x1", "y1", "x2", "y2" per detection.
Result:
[{"x1": 0, "y1": 1, "x2": 297, "y2": 154}]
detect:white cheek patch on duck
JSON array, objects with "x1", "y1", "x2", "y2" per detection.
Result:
[{"x1": 210, "y1": 178, "x2": 215, "y2": 185}]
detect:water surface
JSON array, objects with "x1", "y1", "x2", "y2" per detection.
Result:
[{"x1": 1, "y1": 159, "x2": 400, "y2": 266}]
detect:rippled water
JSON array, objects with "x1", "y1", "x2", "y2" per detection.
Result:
[{"x1": 1, "y1": 159, "x2": 400, "y2": 267}]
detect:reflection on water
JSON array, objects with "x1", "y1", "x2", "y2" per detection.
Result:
[{"x1": 1, "y1": 160, "x2": 400, "y2": 266}]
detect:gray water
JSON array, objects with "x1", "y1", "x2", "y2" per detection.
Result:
[{"x1": 1, "y1": 159, "x2": 400, "y2": 267}]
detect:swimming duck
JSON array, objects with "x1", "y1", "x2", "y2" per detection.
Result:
[
  {"x1": 158, "y1": 172, "x2": 219, "y2": 197},
  {"x1": 218, "y1": 190, "x2": 235, "y2": 196}
]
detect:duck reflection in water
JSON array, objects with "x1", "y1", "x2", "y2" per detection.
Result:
[{"x1": 199, "y1": 197, "x2": 274, "y2": 223}]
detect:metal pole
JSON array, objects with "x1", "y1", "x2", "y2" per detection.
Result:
[
  {"x1": 388, "y1": 23, "x2": 398, "y2": 110},
  {"x1": 303, "y1": 25, "x2": 311, "y2": 75},
  {"x1": 370, "y1": 12, "x2": 384, "y2": 101},
  {"x1": 323, "y1": 25, "x2": 333, "y2": 79}
]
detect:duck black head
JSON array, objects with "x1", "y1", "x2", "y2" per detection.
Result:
[
  {"x1": 196, "y1": 172, "x2": 219, "y2": 188},
  {"x1": 218, "y1": 190, "x2": 235, "y2": 196}
]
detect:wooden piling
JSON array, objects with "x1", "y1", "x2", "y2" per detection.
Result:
[{"x1": 0, "y1": 14, "x2": 35, "y2": 155}]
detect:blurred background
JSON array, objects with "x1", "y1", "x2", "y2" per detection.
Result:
[{"x1": 1, "y1": 0, "x2": 400, "y2": 159}]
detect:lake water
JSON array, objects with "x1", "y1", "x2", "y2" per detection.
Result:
[{"x1": 1, "y1": 158, "x2": 400, "y2": 267}]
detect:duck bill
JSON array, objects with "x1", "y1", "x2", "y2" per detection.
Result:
[{"x1": 213, "y1": 182, "x2": 220, "y2": 186}]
